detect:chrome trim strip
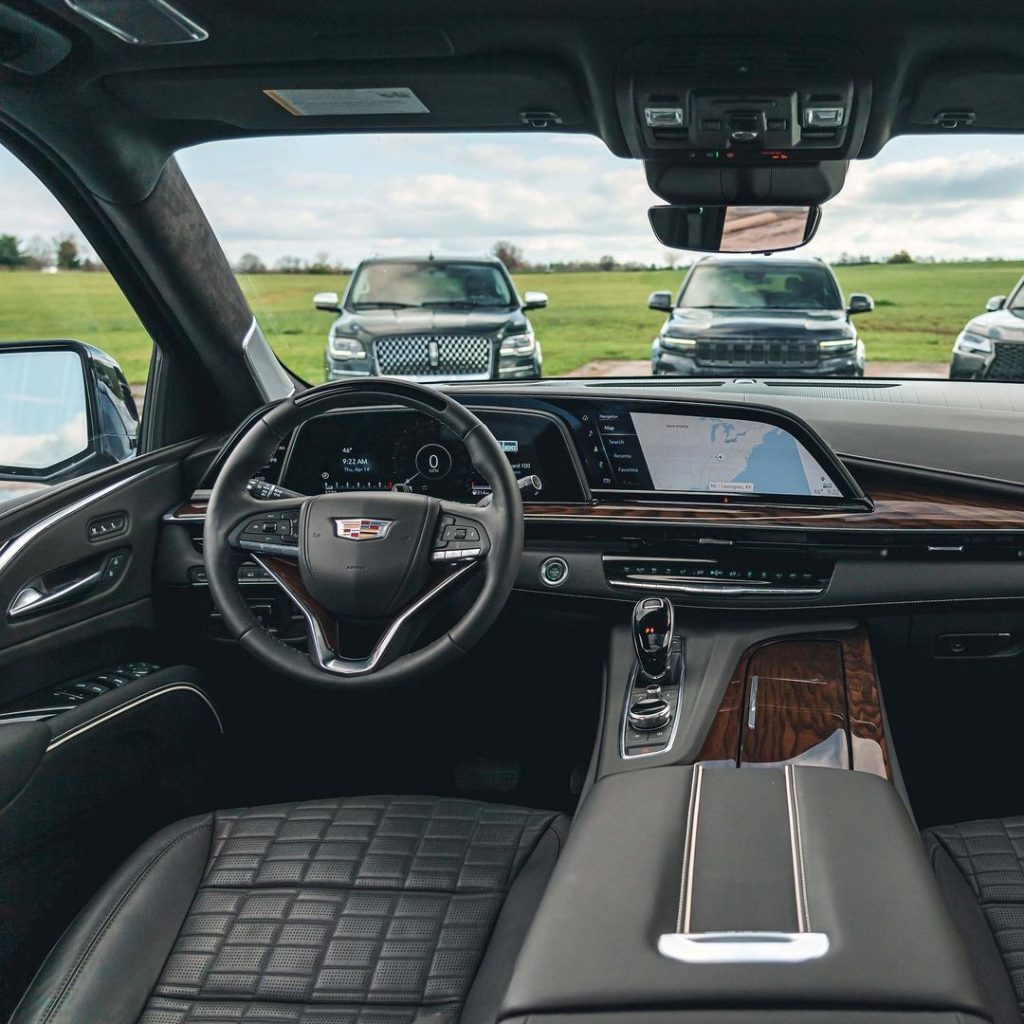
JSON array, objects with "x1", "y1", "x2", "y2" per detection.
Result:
[
  {"x1": 46, "y1": 683, "x2": 223, "y2": 751},
  {"x1": 785, "y1": 764, "x2": 812, "y2": 932},
  {"x1": 255, "y1": 555, "x2": 477, "y2": 676},
  {"x1": 0, "y1": 468, "x2": 156, "y2": 581},
  {"x1": 658, "y1": 930, "x2": 829, "y2": 964},
  {"x1": 608, "y1": 579, "x2": 823, "y2": 597},
  {"x1": 680, "y1": 763, "x2": 704, "y2": 934}
]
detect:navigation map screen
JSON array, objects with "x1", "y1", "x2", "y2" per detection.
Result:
[
  {"x1": 630, "y1": 413, "x2": 841, "y2": 497},
  {"x1": 574, "y1": 405, "x2": 844, "y2": 498}
]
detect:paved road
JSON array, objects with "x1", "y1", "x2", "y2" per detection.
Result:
[{"x1": 566, "y1": 360, "x2": 949, "y2": 379}]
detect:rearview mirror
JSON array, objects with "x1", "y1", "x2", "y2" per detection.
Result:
[
  {"x1": 314, "y1": 291, "x2": 341, "y2": 312},
  {"x1": 0, "y1": 340, "x2": 138, "y2": 485},
  {"x1": 986, "y1": 295, "x2": 1006, "y2": 312},
  {"x1": 523, "y1": 290, "x2": 548, "y2": 310},
  {"x1": 648, "y1": 291, "x2": 673, "y2": 312},
  {"x1": 649, "y1": 204, "x2": 821, "y2": 254},
  {"x1": 848, "y1": 293, "x2": 874, "y2": 315}
]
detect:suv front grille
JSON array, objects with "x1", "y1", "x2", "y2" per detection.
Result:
[
  {"x1": 695, "y1": 339, "x2": 819, "y2": 368},
  {"x1": 374, "y1": 334, "x2": 493, "y2": 377},
  {"x1": 987, "y1": 342, "x2": 1024, "y2": 381}
]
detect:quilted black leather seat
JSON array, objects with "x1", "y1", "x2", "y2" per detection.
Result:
[
  {"x1": 926, "y1": 818, "x2": 1024, "y2": 1024},
  {"x1": 11, "y1": 795, "x2": 568, "y2": 1024}
]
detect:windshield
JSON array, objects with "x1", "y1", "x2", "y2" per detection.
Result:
[
  {"x1": 679, "y1": 264, "x2": 842, "y2": 311},
  {"x1": 172, "y1": 132, "x2": 1024, "y2": 386},
  {"x1": 348, "y1": 261, "x2": 514, "y2": 309}
]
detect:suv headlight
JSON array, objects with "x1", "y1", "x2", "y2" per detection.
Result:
[
  {"x1": 329, "y1": 333, "x2": 367, "y2": 360},
  {"x1": 500, "y1": 330, "x2": 536, "y2": 357},
  {"x1": 660, "y1": 336, "x2": 697, "y2": 352},
  {"x1": 818, "y1": 339, "x2": 857, "y2": 353},
  {"x1": 954, "y1": 330, "x2": 993, "y2": 355}
]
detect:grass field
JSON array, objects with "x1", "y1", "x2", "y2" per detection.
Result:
[{"x1": 1, "y1": 261, "x2": 1020, "y2": 384}]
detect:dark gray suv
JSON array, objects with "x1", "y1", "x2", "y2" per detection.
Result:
[
  {"x1": 316, "y1": 256, "x2": 546, "y2": 382},
  {"x1": 649, "y1": 256, "x2": 873, "y2": 378}
]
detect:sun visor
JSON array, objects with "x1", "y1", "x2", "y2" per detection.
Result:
[
  {"x1": 102, "y1": 56, "x2": 588, "y2": 132},
  {"x1": 908, "y1": 55, "x2": 1024, "y2": 130}
]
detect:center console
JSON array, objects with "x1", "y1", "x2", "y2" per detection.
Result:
[
  {"x1": 496, "y1": 603, "x2": 995, "y2": 1023},
  {"x1": 500, "y1": 764, "x2": 989, "y2": 1023}
]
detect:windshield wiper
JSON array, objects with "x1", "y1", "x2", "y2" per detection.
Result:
[{"x1": 351, "y1": 301, "x2": 417, "y2": 309}]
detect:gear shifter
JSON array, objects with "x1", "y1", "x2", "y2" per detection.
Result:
[{"x1": 631, "y1": 596, "x2": 674, "y2": 681}]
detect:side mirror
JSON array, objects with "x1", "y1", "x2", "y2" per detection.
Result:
[
  {"x1": 522, "y1": 290, "x2": 548, "y2": 310},
  {"x1": 648, "y1": 291, "x2": 673, "y2": 312},
  {"x1": 314, "y1": 291, "x2": 341, "y2": 312},
  {"x1": 848, "y1": 293, "x2": 874, "y2": 315},
  {"x1": 0, "y1": 340, "x2": 138, "y2": 486},
  {"x1": 649, "y1": 204, "x2": 821, "y2": 254},
  {"x1": 986, "y1": 295, "x2": 1006, "y2": 312}
]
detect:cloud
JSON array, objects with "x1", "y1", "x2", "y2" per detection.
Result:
[{"x1": 8, "y1": 132, "x2": 1024, "y2": 267}]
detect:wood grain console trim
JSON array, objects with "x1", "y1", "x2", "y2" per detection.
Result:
[{"x1": 696, "y1": 628, "x2": 890, "y2": 780}]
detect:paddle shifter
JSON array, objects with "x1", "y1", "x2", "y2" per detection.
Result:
[{"x1": 623, "y1": 597, "x2": 683, "y2": 757}]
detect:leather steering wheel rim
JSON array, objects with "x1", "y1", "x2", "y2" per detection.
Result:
[{"x1": 204, "y1": 378, "x2": 523, "y2": 689}]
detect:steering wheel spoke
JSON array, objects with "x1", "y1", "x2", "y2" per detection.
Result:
[{"x1": 255, "y1": 551, "x2": 478, "y2": 677}]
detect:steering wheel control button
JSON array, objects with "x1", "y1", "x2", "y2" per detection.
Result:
[{"x1": 539, "y1": 556, "x2": 569, "y2": 587}]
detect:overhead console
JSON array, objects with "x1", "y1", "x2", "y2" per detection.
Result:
[
  {"x1": 617, "y1": 38, "x2": 869, "y2": 204},
  {"x1": 619, "y1": 38, "x2": 869, "y2": 162}
]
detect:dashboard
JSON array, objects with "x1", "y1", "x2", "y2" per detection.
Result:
[
  {"x1": 254, "y1": 397, "x2": 861, "y2": 509},
  {"x1": 173, "y1": 382, "x2": 1024, "y2": 613}
]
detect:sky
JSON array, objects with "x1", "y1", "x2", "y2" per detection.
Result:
[{"x1": 4, "y1": 131, "x2": 1024, "y2": 267}]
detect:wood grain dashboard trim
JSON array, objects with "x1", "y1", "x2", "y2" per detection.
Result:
[
  {"x1": 695, "y1": 628, "x2": 891, "y2": 780},
  {"x1": 168, "y1": 473, "x2": 1024, "y2": 533},
  {"x1": 525, "y1": 482, "x2": 1024, "y2": 531}
]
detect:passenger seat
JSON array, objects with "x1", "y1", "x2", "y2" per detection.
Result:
[{"x1": 926, "y1": 819, "x2": 1024, "y2": 1023}]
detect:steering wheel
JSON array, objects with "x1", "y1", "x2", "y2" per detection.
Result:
[{"x1": 204, "y1": 379, "x2": 523, "y2": 688}]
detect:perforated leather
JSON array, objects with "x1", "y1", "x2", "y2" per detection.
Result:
[
  {"x1": 138, "y1": 797, "x2": 561, "y2": 1024},
  {"x1": 926, "y1": 817, "x2": 1024, "y2": 1015}
]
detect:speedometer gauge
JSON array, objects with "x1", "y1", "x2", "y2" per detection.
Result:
[{"x1": 392, "y1": 418, "x2": 472, "y2": 499}]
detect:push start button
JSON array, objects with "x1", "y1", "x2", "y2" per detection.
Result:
[{"x1": 539, "y1": 556, "x2": 569, "y2": 587}]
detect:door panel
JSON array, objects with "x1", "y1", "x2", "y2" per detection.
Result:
[{"x1": 0, "y1": 441, "x2": 196, "y2": 704}]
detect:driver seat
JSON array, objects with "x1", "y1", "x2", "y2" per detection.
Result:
[{"x1": 11, "y1": 795, "x2": 568, "y2": 1024}]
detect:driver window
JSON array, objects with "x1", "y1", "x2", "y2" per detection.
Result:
[{"x1": 0, "y1": 145, "x2": 152, "y2": 506}]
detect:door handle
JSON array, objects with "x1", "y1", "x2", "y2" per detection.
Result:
[{"x1": 8, "y1": 568, "x2": 105, "y2": 620}]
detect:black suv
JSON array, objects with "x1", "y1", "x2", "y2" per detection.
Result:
[
  {"x1": 316, "y1": 256, "x2": 546, "y2": 382},
  {"x1": 649, "y1": 256, "x2": 873, "y2": 378}
]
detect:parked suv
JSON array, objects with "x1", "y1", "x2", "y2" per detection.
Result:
[
  {"x1": 649, "y1": 255, "x2": 873, "y2": 378},
  {"x1": 316, "y1": 256, "x2": 546, "y2": 382},
  {"x1": 950, "y1": 276, "x2": 1024, "y2": 380}
]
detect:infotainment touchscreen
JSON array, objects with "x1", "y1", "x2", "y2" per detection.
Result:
[
  {"x1": 550, "y1": 399, "x2": 854, "y2": 501},
  {"x1": 628, "y1": 412, "x2": 842, "y2": 497}
]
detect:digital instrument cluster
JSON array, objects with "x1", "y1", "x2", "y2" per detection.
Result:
[{"x1": 276, "y1": 408, "x2": 587, "y2": 503}]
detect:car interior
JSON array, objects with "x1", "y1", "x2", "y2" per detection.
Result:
[{"x1": 4, "y1": 2, "x2": 1024, "y2": 1023}]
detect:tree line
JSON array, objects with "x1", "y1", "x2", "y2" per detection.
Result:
[{"x1": 0, "y1": 233, "x2": 101, "y2": 271}]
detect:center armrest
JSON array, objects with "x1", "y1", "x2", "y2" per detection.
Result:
[{"x1": 501, "y1": 765, "x2": 987, "y2": 1018}]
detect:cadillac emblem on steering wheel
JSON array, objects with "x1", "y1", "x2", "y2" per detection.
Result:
[{"x1": 334, "y1": 518, "x2": 393, "y2": 541}]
